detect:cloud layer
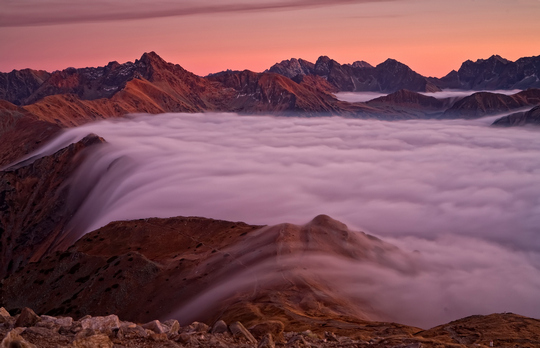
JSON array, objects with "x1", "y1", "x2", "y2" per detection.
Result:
[
  {"x1": 27, "y1": 112, "x2": 540, "y2": 327},
  {"x1": 0, "y1": 0, "x2": 395, "y2": 27},
  {"x1": 335, "y1": 89, "x2": 524, "y2": 103}
]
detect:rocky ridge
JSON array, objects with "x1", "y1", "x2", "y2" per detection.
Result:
[
  {"x1": 268, "y1": 56, "x2": 441, "y2": 93},
  {"x1": 442, "y1": 88, "x2": 540, "y2": 119},
  {"x1": 1, "y1": 307, "x2": 539, "y2": 348}
]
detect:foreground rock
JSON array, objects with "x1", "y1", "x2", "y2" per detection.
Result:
[{"x1": 0, "y1": 308, "x2": 539, "y2": 347}]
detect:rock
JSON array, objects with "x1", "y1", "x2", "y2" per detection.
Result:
[
  {"x1": 142, "y1": 319, "x2": 165, "y2": 334},
  {"x1": 0, "y1": 308, "x2": 11, "y2": 323},
  {"x1": 287, "y1": 334, "x2": 309, "y2": 346},
  {"x1": 250, "y1": 320, "x2": 284, "y2": 340},
  {"x1": 80, "y1": 315, "x2": 120, "y2": 332},
  {"x1": 194, "y1": 321, "x2": 209, "y2": 333},
  {"x1": 229, "y1": 321, "x2": 257, "y2": 344},
  {"x1": 119, "y1": 321, "x2": 137, "y2": 329},
  {"x1": 178, "y1": 333, "x2": 199, "y2": 346},
  {"x1": 71, "y1": 334, "x2": 113, "y2": 348},
  {"x1": 14, "y1": 307, "x2": 41, "y2": 328},
  {"x1": 162, "y1": 319, "x2": 180, "y2": 336},
  {"x1": 116, "y1": 325, "x2": 148, "y2": 339},
  {"x1": 0, "y1": 329, "x2": 37, "y2": 348},
  {"x1": 324, "y1": 331, "x2": 339, "y2": 342},
  {"x1": 211, "y1": 320, "x2": 228, "y2": 334},
  {"x1": 150, "y1": 332, "x2": 168, "y2": 341},
  {"x1": 40, "y1": 315, "x2": 73, "y2": 327},
  {"x1": 258, "y1": 333, "x2": 275, "y2": 348},
  {"x1": 24, "y1": 326, "x2": 56, "y2": 336}
]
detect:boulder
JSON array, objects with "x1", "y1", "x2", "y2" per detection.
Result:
[
  {"x1": 211, "y1": 320, "x2": 228, "y2": 334},
  {"x1": 80, "y1": 315, "x2": 120, "y2": 332},
  {"x1": 162, "y1": 319, "x2": 180, "y2": 336},
  {"x1": 0, "y1": 328, "x2": 37, "y2": 348},
  {"x1": 142, "y1": 319, "x2": 165, "y2": 334},
  {"x1": 116, "y1": 325, "x2": 148, "y2": 339},
  {"x1": 40, "y1": 315, "x2": 73, "y2": 328},
  {"x1": 0, "y1": 308, "x2": 11, "y2": 323},
  {"x1": 14, "y1": 307, "x2": 41, "y2": 328}
]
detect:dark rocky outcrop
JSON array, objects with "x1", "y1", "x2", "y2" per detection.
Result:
[
  {"x1": 0, "y1": 134, "x2": 105, "y2": 278},
  {"x1": 0, "y1": 69, "x2": 50, "y2": 106}
]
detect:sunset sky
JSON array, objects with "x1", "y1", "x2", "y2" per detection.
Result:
[{"x1": 1, "y1": 0, "x2": 540, "y2": 77}]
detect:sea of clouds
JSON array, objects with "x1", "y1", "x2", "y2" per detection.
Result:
[
  {"x1": 25, "y1": 112, "x2": 540, "y2": 328},
  {"x1": 336, "y1": 89, "x2": 523, "y2": 103}
]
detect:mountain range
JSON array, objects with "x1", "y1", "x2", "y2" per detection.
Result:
[
  {"x1": 1, "y1": 52, "x2": 540, "y2": 166},
  {"x1": 2, "y1": 52, "x2": 540, "y2": 346}
]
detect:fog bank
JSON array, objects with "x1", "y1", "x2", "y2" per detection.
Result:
[
  {"x1": 336, "y1": 89, "x2": 523, "y2": 103},
  {"x1": 26, "y1": 112, "x2": 540, "y2": 327}
]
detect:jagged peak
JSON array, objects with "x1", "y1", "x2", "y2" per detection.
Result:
[
  {"x1": 474, "y1": 55, "x2": 511, "y2": 64},
  {"x1": 139, "y1": 51, "x2": 166, "y2": 64},
  {"x1": 376, "y1": 58, "x2": 410, "y2": 71},
  {"x1": 349, "y1": 60, "x2": 373, "y2": 69},
  {"x1": 315, "y1": 55, "x2": 335, "y2": 65}
]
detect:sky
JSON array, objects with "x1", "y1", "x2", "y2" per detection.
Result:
[
  {"x1": 1, "y1": 0, "x2": 540, "y2": 77},
  {"x1": 16, "y1": 112, "x2": 540, "y2": 327}
]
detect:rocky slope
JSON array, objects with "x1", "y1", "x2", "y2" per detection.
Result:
[
  {"x1": 0, "y1": 100, "x2": 61, "y2": 166},
  {"x1": 0, "y1": 214, "x2": 416, "y2": 327},
  {"x1": 441, "y1": 88, "x2": 540, "y2": 118},
  {"x1": 0, "y1": 69, "x2": 51, "y2": 106},
  {"x1": 206, "y1": 70, "x2": 359, "y2": 114},
  {"x1": 492, "y1": 105, "x2": 540, "y2": 126},
  {"x1": 433, "y1": 54, "x2": 540, "y2": 90},
  {"x1": 365, "y1": 89, "x2": 448, "y2": 118},
  {"x1": 0, "y1": 134, "x2": 105, "y2": 279}
]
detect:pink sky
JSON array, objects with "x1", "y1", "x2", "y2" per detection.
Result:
[{"x1": 1, "y1": 0, "x2": 539, "y2": 77}]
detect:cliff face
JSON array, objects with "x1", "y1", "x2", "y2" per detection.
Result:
[{"x1": 0, "y1": 134, "x2": 105, "y2": 279}]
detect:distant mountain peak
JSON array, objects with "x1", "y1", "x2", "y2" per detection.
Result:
[{"x1": 349, "y1": 60, "x2": 373, "y2": 69}]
